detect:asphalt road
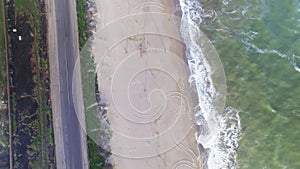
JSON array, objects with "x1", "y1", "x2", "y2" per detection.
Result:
[{"x1": 53, "y1": 0, "x2": 86, "y2": 168}]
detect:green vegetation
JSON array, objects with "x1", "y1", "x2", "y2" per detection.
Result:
[
  {"x1": 76, "y1": 0, "x2": 110, "y2": 168},
  {"x1": 81, "y1": 46, "x2": 108, "y2": 169},
  {"x1": 7, "y1": 0, "x2": 55, "y2": 168},
  {"x1": 76, "y1": 0, "x2": 88, "y2": 48},
  {"x1": 87, "y1": 137, "x2": 107, "y2": 168}
]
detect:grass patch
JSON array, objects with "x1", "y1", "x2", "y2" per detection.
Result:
[
  {"x1": 76, "y1": 0, "x2": 111, "y2": 168},
  {"x1": 14, "y1": 0, "x2": 37, "y2": 13},
  {"x1": 76, "y1": 0, "x2": 88, "y2": 48},
  {"x1": 81, "y1": 44, "x2": 108, "y2": 169},
  {"x1": 87, "y1": 137, "x2": 107, "y2": 169}
]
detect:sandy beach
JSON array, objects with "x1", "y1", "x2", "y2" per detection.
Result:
[{"x1": 92, "y1": 0, "x2": 200, "y2": 168}]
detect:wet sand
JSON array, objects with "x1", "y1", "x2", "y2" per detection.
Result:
[{"x1": 93, "y1": 0, "x2": 200, "y2": 168}]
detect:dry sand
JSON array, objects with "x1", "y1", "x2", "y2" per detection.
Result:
[{"x1": 92, "y1": 0, "x2": 200, "y2": 168}]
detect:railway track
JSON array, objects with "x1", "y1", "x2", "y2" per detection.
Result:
[{"x1": 1, "y1": 0, "x2": 13, "y2": 168}]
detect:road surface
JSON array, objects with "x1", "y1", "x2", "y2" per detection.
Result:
[{"x1": 47, "y1": 0, "x2": 89, "y2": 168}]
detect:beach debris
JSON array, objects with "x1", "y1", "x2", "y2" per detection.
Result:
[
  {"x1": 85, "y1": 0, "x2": 98, "y2": 39},
  {"x1": 99, "y1": 103, "x2": 109, "y2": 111}
]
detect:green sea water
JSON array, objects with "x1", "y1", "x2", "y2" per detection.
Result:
[{"x1": 199, "y1": 0, "x2": 300, "y2": 168}]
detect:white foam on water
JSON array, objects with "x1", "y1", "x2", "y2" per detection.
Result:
[
  {"x1": 179, "y1": 0, "x2": 241, "y2": 168},
  {"x1": 223, "y1": 0, "x2": 300, "y2": 74},
  {"x1": 241, "y1": 38, "x2": 300, "y2": 73}
]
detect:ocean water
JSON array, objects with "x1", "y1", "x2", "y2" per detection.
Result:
[{"x1": 179, "y1": 0, "x2": 300, "y2": 168}]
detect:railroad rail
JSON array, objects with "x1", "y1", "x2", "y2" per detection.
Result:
[{"x1": 1, "y1": 0, "x2": 13, "y2": 168}]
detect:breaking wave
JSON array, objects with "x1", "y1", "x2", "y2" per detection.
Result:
[{"x1": 178, "y1": 0, "x2": 242, "y2": 168}]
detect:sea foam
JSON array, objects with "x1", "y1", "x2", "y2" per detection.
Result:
[{"x1": 178, "y1": 0, "x2": 241, "y2": 168}]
